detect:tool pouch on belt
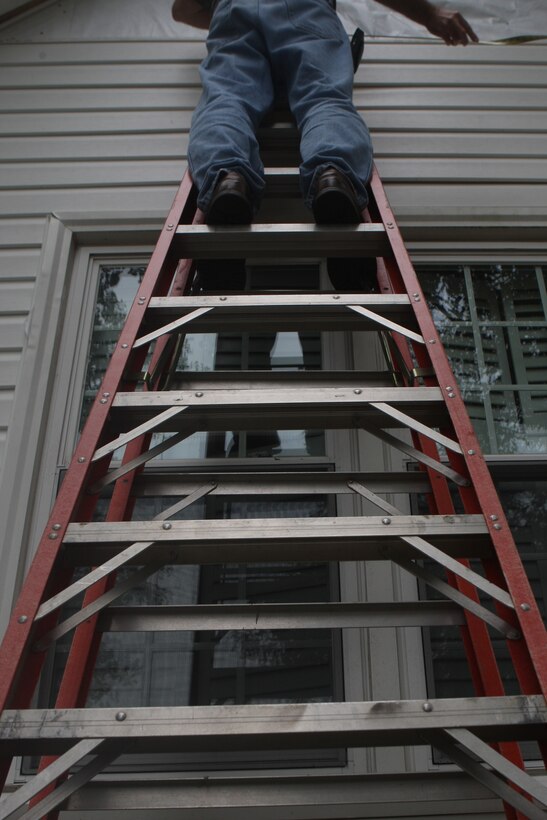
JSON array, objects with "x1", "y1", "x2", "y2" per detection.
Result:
[
  {"x1": 351, "y1": 27, "x2": 364, "y2": 72},
  {"x1": 327, "y1": 0, "x2": 364, "y2": 72}
]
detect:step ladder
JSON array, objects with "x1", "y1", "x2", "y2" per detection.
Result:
[{"x1": 1, "y1": 114, "x2": 546, "y2": 820}]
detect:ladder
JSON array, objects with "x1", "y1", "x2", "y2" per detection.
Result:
[{"x1": 0, "y1": 112, "x2": 546, "y2": 820}]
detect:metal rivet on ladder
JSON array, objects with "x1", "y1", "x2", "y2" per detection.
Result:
[
  {"x1": 428, "y1": 339, "x2": 435, "y2": 344},
  {"x1": 48, "y1": 533, "x2": 58, "y2": 540},
  {"x1": 166, "y1": 224, "x2": 174, "y2": 231},
  {"x1": 220, "y1": 296, "x2": 227, "y2": 301},
  {"x1": 162, "y1": 522, "x2": 172, "y2": 530},
  {"x1": 493, "y1": 523, "x2": 502, "y2": 530},
  {"x1": 354, "y1": 389, "x2": 362, "y2": 395},
  {"x1": 115, "y1": 711, "x2": 127, "y2": 721},
  {"x1": 78, "y1": 456, "x2": 86, "y2": 463},
  {"x1": 333, "y1": 295, "x2": 341, "y2": 300},
  {"x1": 52, "y1": 524, "x2": 61, "y2": 530},
  {"x1": 382, "y1": 518, "x2": 391, "y2": 525},
  {"x1": 489, "y1": 515, "x2": 498, "y2": 521},
  {"x1": 520, "y1": 603, "x2": 531, "y2": 611},
  {"x1": 121, "y1": 343, "x2": 129, "y2": 349},
  {"x1": 100, "y1": 399, "x2": 107, "y2": 404},
  {"x1": 422, "y1": 702, "x2": 433, "y2": 712},
  {"x1": 18, "y1": 615, "x2": 28, "y2": 624},
  {"x1": 195, "y1": 392, "x2": 204, "y2": 397},
  {"x1": 467, "y1": 450, "x2": 475, "y2": 455}
]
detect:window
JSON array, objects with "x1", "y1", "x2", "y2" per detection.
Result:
[
  {"x1": 37, "y1": 261, "x2": 345, "y2": 772},
  {"x1": 418, "y1": 262, "x2": 547, "y2": 760}
]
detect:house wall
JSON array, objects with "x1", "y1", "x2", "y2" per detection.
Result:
[{"x1": 0, "y1": 3, "x2": 546, "y2": 815}]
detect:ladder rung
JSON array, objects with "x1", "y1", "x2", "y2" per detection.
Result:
[
  {"x1": 143, "y1": 294, "x2": 415, "y2": 334},
  {"x1": 62, "y1": 514, "x2": 491, "y2": 566},
  {"x1": 62, "y1": 774, "x2": 537, "y2": 816},
  {"x1": 263, "y1": 168, "x2": 303, "y2": 197},
  {"x1": 2, "y1": 696, "x2": 544, "y2": 756},
  {"x1": 173, "y1": 223, "x2": 389, "y2": 259},
  {"x1": 132, "y1": 471, "x2": 432, "y2": 497},
  {"x1": 98, "y1": 601, "x2": 466, "y2": 633},
  {"x1": 108, "y1": 387, "x2": 447, "y2": 434},
  {"x1": 168, "y1": 371, "x2": 400, "y2": 389}
]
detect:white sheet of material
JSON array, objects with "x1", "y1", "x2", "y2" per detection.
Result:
[
  {"x1": 1, "y1": 0, "x2": 546, "y2": 41},
  {"x1": 338, "y1": 0, "x2": 547, "y2": 42}
]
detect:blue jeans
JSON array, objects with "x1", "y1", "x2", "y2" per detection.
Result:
[{"x1": 188, "y1": 0, "x2": 373, "y2": 214}]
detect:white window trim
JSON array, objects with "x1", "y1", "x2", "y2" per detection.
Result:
[{"x1": 0, "y1": 213, "x2": 159, "y2": 640}]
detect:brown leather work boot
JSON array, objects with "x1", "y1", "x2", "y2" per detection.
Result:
[
  {"x1": 206, "y1": 170, "x2": 253, "y2": 225},
  {"x1": 312, "y1": 167, "x2": 377, "y2": 292}
]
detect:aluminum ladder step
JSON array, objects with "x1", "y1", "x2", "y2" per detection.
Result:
[
  {"x1": 173, "y1": 223, "x2": 389, "y2": 259},
  {"x1": 1, "y1": 696, "x2": 545, "y2": 756}
]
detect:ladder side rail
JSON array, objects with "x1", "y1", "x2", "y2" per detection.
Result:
[
  {"x1": 0, "y1": 174, "x2": 194, "y2": 751},
  {"x1": 30, "y1": 261, "x2": 197, "y2": 820},
  {"x1": 377, "y1": 253, "x2": 539, "y2": 703},
  {"x1": 30, "y1": 435, "x2": 152, "y2": 820},
  {"x1": 371, "y1": 264, "x2": 513, "y2": 695},
  {"x1": 381, "y1": 354, "x2": 529, "y2": 803},
  {"x1": 369, "y1": 167, "x2": 547, "y2": 700},
  {"x1": 374, "y1": 244, "x2": 530, "y2": 818},
  {"x1": 383, "y1": 260, "x2": 547, "y2": 781},
  {"x1": 444, "y1": 447, "x2": 545, "y2": 696},
  {"x1": 411, "y1": 433, "x2": 530, "y2": 820},
  {"x1": 51, "y1": 258, "x2": 195, "y2": 714}
]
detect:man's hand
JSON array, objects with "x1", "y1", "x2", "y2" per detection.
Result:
[
  {"x1": 423, "y1": 7, "x2": 479, "y2": 45},
  {"x1": 373, "y1": 1, "x2": 479, "y2": 45}
]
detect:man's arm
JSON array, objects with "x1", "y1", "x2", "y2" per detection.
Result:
[
  {"x1": 172, "y1": 0, "x2": 212, "y2": 30},
  {"x1": 373, "y1": 0, "x2": 478, "y2": 44}
]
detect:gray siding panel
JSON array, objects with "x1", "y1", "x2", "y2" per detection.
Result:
[
  {"x1": 0, "y1": 217, "x2": 45, "y2": 246},
  {"x1": 0, "y1": 280, "x2": 34, "y2": 312},
  {"x1": 3, "y1": 157, "x2": 547, "y2": 188},
  {"x1": 0, "y1": 315, "x2": 26, "y2": 349},
  {"x1": 0, "y1": 39, "x2": 544, "y2": 63},
  {"x1": 0, "y1": 37, "x2": 545, "y2": 472},
  {"x1": 0, "y1": 351, "x2": 20, "y2": 387}
]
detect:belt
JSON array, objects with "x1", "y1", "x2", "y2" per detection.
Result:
[{"x1": 210, "y1": 0, "x2": 337, "y2": 13}]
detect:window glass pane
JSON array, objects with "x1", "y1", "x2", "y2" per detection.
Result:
[
  {"x1": 471, "y1": 265, "x2": 545, "y2": 322},
  {"x1": 419, "y1": 264, "x2": 547, "y2": 455},
  {"x1": 487, "y1": 389, "x2": 547, "y2": 454},
  {"x1": 418, "y1": 266, "x2": 470, "y2": 324}
]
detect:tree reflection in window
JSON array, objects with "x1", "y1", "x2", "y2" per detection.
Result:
[{"x1": 81, "y1": 264, "x2": 146, "y2": 424}]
